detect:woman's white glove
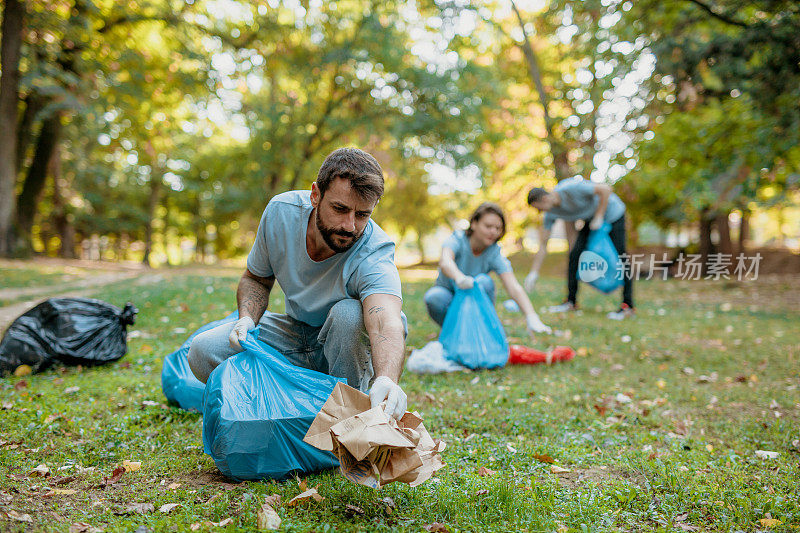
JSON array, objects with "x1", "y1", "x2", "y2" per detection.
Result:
[
  {"x1": 228, "y1": 316, "x2": 255, "y2": 351},
  {"x1": 454, "y1": 274, "x2": 475, "y2": 290},
  {"x1": 589, "y1": 215, "x2": 604, "y2": 231},
  {"x1": 523, "y1": 271, "x2": 538, "y2": 292},
  {"x1": 369, "y1": 376, "x2": 407, "y2": 420},
  {"x1": 526, "y1": 313, "x2": 552, "y2": 335}
]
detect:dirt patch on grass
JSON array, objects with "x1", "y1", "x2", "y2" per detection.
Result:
[
  {"x1": 554, "y1": 465, "x2": 648, "y2": 490},
  {"x1": 172, "y1": 467, "x2": 242, "y2": 492}
]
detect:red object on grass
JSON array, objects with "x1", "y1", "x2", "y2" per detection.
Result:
[{"x1": 507, "y1": 345, "x2": 576, "y2": 365}]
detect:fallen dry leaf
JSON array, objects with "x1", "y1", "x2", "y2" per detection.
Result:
[
  {"x1": 755, "y1": 450, "x2": 779, "y2": 460},
  {"x1": 674, "y1": 512, "x2": 688, "y2": 522},
  {"x1": 424, "y1": 523, "x2": 450, "y2": 532},
  {"x1": 14, "y1": 380, "x2": 28, "y2": 390},
  {"x1": 6, "y1": 510, "x2": 33, "y2": 522},
  {"x1": 69, "y1": 523, "x2": 102, "y2": 533},
  {"x1": 296, "y1": 476, "x2": 307, "y2": 492},
  {"x1": 477, "y1": 467, "x2": 496, "y2": 477},
  {"x1": 677, "y1": 524, "x2": 699, "y2": 532},
  {"x1": 346, "y1": 504, "x2": 365, "y2": 515},
  {"x1": 64, "y1": 386, "x2": 80, "y2": 394},
  {"x1": 122, "y1": 460, "x2": 141, "y2": 472},
  {"x1": 550, "y1": 465, "x2": 571, "y2": 474},
  {"x1": 29, "y1": 464, "x2": 50, "y2": 477},
  {"x1": 167, "y1": 482, "x2": 181, "y2": 490},
  {"x1": 116, "y1": 502, "x2": 154, "y2": 515},
  {"x1": 506, "y1": 443, "x2": 517, "y2": 453},
  {"x1": 53, "y1": 489, "x2": 77, "y2": 495},
  {"x1": 532, "y1": 453, "x2": 555, "y2": 464},
  {"x1": 287, "y1": 488, "x2": 324, "y2": 507},
  {"x1": 159, "y1": 503, "x2": 180, "y2": 514},
  {"x1": 193, "y1": 518, "x2": 233, "y2": 529},
  {"x1": 475, "y1": 489, "x2": 489, "y2": 496},
  {"x1": 13, "y1": 365, "x2": 32, "y2": 377},
  {"x1": 264, "y1": 494, "x2": 281, "y2": 507},
  {"x1": 100, "y1": 466, "x2": 125, "y2": 488},
  {"x1": 257, "y1": 503, "x2": 281, "y2": 530},
  {"x1": 759, "y1": 518, "x2": 782, "y2": 528},
  {"x1": 381, "y1": 496, "x2": 396, "y2": 510}
]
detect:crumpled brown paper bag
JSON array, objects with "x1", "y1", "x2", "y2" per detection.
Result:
[{"x1": 303, "y1": 382, "x2": 446, "y2": 489}]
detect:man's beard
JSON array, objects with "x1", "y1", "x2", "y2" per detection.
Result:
[{"x1": 316, "y1": 209, "x2": 361, "y2": 253}]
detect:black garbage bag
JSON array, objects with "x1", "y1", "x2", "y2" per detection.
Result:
[{"x1": 0, "y1": 297, "x2": 137, "y2": 375}]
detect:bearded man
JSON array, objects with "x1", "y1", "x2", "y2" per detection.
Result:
[{"x1": 188, "y1": 147, "x2": 408, "y2": 418}]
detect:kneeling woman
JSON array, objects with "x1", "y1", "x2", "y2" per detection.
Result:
[{"x1": 424, "y1": 203, "x2": 550, "y2": 337}]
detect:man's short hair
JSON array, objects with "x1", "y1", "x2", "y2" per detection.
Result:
[
  {"x1": 527, "y1": 187, "x2": 548, "y2": 206},
  {"x1": 316, "y1": 148, "x2": 384, "y2": 202},
  {"x1": 465, "y1": 202, "x2": 506, "y2": 241}
]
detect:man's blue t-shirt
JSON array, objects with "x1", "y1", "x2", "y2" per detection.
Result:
[
  {"x1": 246, "y1": 190, "x2": 402, "y2": 327},
  {"x1": 543, "y1": 179, "x2": 626, "y2": 230},
  {"x1": 434, "y1": 231, "x2": 512, "y2": 291}
]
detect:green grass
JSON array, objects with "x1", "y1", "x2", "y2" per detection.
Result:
[
  {"x1": 0, "y1": 262, "x2": 798, "y2": 532},
  {"x1": 0, "y1": 263, "x2": 99, "y2": 290}
]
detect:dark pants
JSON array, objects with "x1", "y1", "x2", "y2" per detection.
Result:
[{"x1": 567, "y1": 215, "x2": 633, "y2": 307}]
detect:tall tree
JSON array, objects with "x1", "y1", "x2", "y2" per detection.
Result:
[{"x1": 0, "y1": 0, "x2": 25, "y2": 255}]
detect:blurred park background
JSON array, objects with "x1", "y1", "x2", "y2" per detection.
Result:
[{"x1": 1, "y1": 0, "x2": 798, "y2": 270}]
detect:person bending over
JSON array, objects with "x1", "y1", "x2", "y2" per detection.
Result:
[
  {"x1": 525, "y1": 180, "x2": 634, "y2": 320},
  {"x1": 424, "y1": 202, "x2": 551, "y2": 337},
  {"x1": 188, "y1": 147, "x2": 408, "y2": 418}
]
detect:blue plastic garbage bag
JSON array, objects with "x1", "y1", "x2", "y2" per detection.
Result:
[
  {"x1": 440, "y1": 284, "x2": 509, "y2": 369},
  {"x1": 161, "y1": 311, "x2": 238, "y2": 412},
  {"x1": 202, "y1": 331, "x2": 342, "y2": 481},
  {"x1": 577, "y1": 223, "x2": 623, "y2": 294}
]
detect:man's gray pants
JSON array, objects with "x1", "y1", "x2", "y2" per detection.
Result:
[{"x1": 187, "y1": 299, "x2": 407, "y2": 393}]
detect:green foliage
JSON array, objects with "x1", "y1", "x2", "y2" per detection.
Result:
[{"x1": 615, "y1": 0, "x2": 800, "y2": 228}]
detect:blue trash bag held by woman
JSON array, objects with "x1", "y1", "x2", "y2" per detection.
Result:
[
  {"x1": 161, "y1": 312, "x2": 238, "y2": 412},
  {"x1": 202, "y1": 331, "x2": 342, "y2": 481},
  {"x1": 578, "y1": 223, "x2": 624, "y2": 294},
  {"x1": 440, "y1": 284, "x2": 509, "y2": 369}
]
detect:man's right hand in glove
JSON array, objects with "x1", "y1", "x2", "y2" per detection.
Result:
[
  {"x1": 454, "y1": 273, "x2": 475, "y2": 290},
  {"x1": 228, "y1": 316, "x2": 255, "y2": 351}
]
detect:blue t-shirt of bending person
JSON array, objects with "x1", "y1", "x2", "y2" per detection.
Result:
[
  {"x1": 246, "y1": 190, "x2": 402, "y2": 327},
  {"x1": 434, "y1": 231, "x2": 512, "y2": 291},
  {"x1": 542, "y1": 179, "x2": 626, "y2": 230}
]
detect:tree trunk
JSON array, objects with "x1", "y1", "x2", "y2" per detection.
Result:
[
  {"x1": 415, "y1": 232, "x2": 426, "y2": 265},
  {"x1": 510, "y1": 1, "x2": 571, "y2": 182},
  {"x1": 0, "y1": 0, "x2": 25, "y2": 256},
  {"x1": 715, "y1": 212, "x2": 733, "y2": 256},
  {"x1": 16, "y1": 93, "x2": 44, "y2": 172},
  {"x1": 738, "y1": 212, "x2": 749, "y2": 254},
  {"x1": 698, "y1": 211, "x2": 714, "y2": 276},
  {"x1": 51, "y1": 145, "x2": 76, "y2": 258},
  {"x1": 142, "y1": 175, "x2": 162, "y2": 267},
  {"x1": 15, "y1": 112, "x2": 62, "y2": 249}
]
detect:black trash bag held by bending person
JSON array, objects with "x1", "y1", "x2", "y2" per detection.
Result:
[{"x1": 0, "y1": 297, "x2": 137, "y2": 375}]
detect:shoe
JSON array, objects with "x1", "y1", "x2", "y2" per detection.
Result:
[
  {"x1": 547, "y1": 301, "x2": 577, "y2": 313},
  {"x1": 607, "y1": 303, "x2": 635, "y2": 320}
]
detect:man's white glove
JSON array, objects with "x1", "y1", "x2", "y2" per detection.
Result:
[
  {"x1": 369, "y1": 376, "x2": 407, "y2": 420},
  {"x1": 454, "y1": 274, "x2": 475, "y2": 290},
  {"x1": 589, "y1": 216, "x2": 604, "y2": 231},
  {"x1": 523, "y1": 271, "x2": 539, "y2": 292},
  {"x1": 526, "y1": 313, "x2": 552, "y2": 335},
  {"x1": 228, "y1": 316, "x2": 255, "y2": 351}
]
